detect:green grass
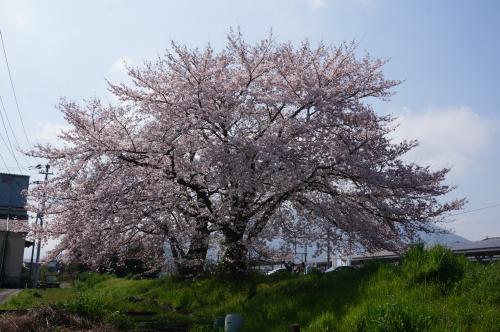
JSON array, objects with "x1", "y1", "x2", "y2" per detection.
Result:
[
  {"x1": 2, "y1": 246, "x2": 500, "y2": 331},
  {"x1": 1, "y1": 288, "x2": 76, "y2": 310}
]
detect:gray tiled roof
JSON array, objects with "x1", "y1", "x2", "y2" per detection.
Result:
[
  {"x1": 352, "y1": 236, "x2": 500, "y2": 261},
  {"x1": 448, "y1": 237, "x2": 500, "y2": 251}
]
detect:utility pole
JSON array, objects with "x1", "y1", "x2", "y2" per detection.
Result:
[
  {"x1": 293, "y1": 235, "x2": 297, "y2": 258},
  {"x1": 347, "y1": 233, "x2": 353, "y2": 266},
  {"x1": 304, "y1": 242, "x2": 307, "y2": 266},
  {"x1": 326, "y1": 228, "x2": 331, "y2": 269},
  {"x1": 31, "y1": 164, "x2": 52, "y2": 287},
  {"x1": 28, "y1": 213, "x2": 38, "y2": 287}
]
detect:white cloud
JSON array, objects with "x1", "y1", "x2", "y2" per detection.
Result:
[
  {"x1": 3, "y1": 2, "x2": 36, "y2": 31},
  {"x1": 390, "y1": 106, "x2": 497, "y2": 176},
  {"x1": 12, "y1": 14, "x2": 30, "y2": 29},
  {"x1": 105, "y1": 56, "x2": 135, "y2": 102},
  {"x1": 309, "y1": 0, "x2": 327, "y2": 10},
  {"x1": 307, "y1": 0, "x2": 374, "y2": 10},
  {"x1": 447, "y1": 216, "x2": 500, "y2": 241},
  {"x1": 108, "y1": 56, "x2": 134, "y2": 83},
  {"x1": 358, "y1": 0, "x2": 375, "y2": 6},
  {"x1": 34, "y1": 122, "x2": 69, "y2": 146}
]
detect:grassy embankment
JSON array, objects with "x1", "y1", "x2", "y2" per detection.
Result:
[{"x1": 1, "y1": 245, "x2": 499, "y2": 331}]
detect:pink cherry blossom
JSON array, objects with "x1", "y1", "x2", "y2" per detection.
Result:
[{"x1": 28, "y1": 30, "x2": 464, "y2": 277}]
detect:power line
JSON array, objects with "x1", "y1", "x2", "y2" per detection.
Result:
[
  {"x1": 0, "y1": 29, "x2": 32, "y2": 148},
  {"x1": 0, "y1": 94, "x2": 22, "y2": 148},
  {"x1": 0, "y1": 94, "x2": 25, "y2": 171},
  {"x1": 0, "y1": 101, "x2": 17, "y2": 155},
  {"x1": 0, "y1": 129, "x2": 14, "y2": 172},
  {"x1": 447, "y1": 202, "x2": 500, "y2": 218},
  {"x1": 0, "y1": 151, "x2": 9, "y2": 172}
]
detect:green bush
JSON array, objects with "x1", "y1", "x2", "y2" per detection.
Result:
[
  {"x1": 58, "y1": 293, "x2": 106, "y2": 320},
  {"x1": 402, "y1": 244, "x2": 466, "y2": 287},
  {"x1": 457, "y1": 262, "x2": 500, "y2": 304},
  {"x1": 74, "y1": 272, "x2": 112, "y2": 289},
  {"x1": 305, "y1": 312, "x2": 338, "y2": 331},
  {"x1": 346, "y1": 302, "x2": 432, "y2": 332},
  {"x1": 125, "y1": 273, "x2": 142, "y2": 280}
]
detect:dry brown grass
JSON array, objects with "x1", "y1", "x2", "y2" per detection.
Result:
[{"x1": 0, "y1": 306, "x2": 118, "y2": 332}]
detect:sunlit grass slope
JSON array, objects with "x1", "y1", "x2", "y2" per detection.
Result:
[{"x1": 2, "y1": 245, "x2": 499, "y2": 331}]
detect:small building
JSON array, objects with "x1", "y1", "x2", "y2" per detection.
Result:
[
  {"x1": 0, "y1": 231, "x2": 31, "y2": 287},
  {"x1": 0, "y1": 173, "x2": 31, "y2": 288}
]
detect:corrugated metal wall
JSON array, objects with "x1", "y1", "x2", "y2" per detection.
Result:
[{"x1": 0, "y1": 231, "x2": 26, "y2": 288}]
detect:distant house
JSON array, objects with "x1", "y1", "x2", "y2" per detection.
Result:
[{"x1": 0, "y1": 173, "x2": 31, "y2": 288}]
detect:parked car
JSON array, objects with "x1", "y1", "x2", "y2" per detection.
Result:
[
  {"x1": 266, "y1": 267, "x2": 288, "y2": 275},
  {"x1": 324, "y1": 265, "x2": 356, "y2": 273},
  {"x1": 304, "y1": 265, "x2": 322, "y2": 275},
  {"x1": 38, "y1": 275, "x2": 60, "y2": 288}
]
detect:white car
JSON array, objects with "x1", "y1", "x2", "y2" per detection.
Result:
[
  {"x1": 324, "y1": 265, "x2": 356, "y2": 273},
  {"x1": 266, "y1": 267, "x2": 288, "y2": 275}
]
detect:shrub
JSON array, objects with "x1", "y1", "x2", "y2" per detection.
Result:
[
  {"x1": 457, "y1": 261, "x2": 500, "y2": 304},
  {"x1": 346, "y1": 302, "x2": 432, "y2": 332},
  {"x1": 305, "y1": 312, "x2": 338, "y2": 331},
  {"x1": 125, "y1": 273, "x2": 142, "y2": 280},
  {"x1": 58, "y1": 293, "x2": 106, "y2": 320},
  {"x1": 74, "y1": 272, "x2": 112, "y2": 290},
  {"x1": 402, "y1": 244, "x2": 466, "y2": 287}
]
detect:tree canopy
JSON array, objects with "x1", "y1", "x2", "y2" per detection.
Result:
[{"x1": 30, "y1": 31, "x2": 463, "y2": 277}]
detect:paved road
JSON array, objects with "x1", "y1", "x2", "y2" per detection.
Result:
[{"x1": 0, "y1": 289, "x2": 21, "y2": 304}]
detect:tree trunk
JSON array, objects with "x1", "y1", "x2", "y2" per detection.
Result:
[
  {"x1": 172, "y1": 217, "x2": 210, "y2": 279},
  {"x1": 220, "y1": 227, "x2": 248, "y2": 276}
]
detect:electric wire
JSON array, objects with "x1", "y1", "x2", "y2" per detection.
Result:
[
  {"x1": 0, "y1": 29, "x2": 32, "y2": 148},
  {"x1": 0, "y1": 94, "x2": 25, "y2": 171},
  {"x1": 0, "y1": 94, "x2": 22, "y2": 155},
  {"x1": 0, "y1": 147, "x2": 9, "y2": 172},
  {"x1": 447, "y1": 202, "x2": 500, "y2": 218},
  {"x1": 0, "y1": 127, "x2": 14, "y2": 172}
]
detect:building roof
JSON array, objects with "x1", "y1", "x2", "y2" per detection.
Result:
[
  {"x1": 0, "y1": 173, "x2": 29, "y2": 178},
  {"x1": 449, "y1": 237, "x2": 500, "y2": 253},
  {"x1": 352, "y1": 236, "x2": 500, "y2": 262}
]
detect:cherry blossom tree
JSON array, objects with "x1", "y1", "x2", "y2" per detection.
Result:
[{"x1": 29, "y1": 30, "x2": 463, "y2": 277}]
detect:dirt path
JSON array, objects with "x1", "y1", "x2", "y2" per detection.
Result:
[{"x1": 0, "y1": 289, "x2": 21, "y2": 305}]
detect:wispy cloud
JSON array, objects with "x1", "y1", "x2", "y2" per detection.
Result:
[
  {"x1": 2, "y1": 2, "x2": 36, "y2": 31},
  {"x1": 109, "y1": 56, "x2": 133, "y2": 74},
  {"x1": 107, "y1": 56, "x2": 134, "y2": 84},
  {"x1": 105, "y1": 56, "x2": 134, "y2": 102},
  {"x1": 391, "y1": 106, "x2": 498, "y2": 176},
  {"x1": 307, "y1": 0, "x2": 375, "y2": 11},
  {"x1": 34, "y1": 122, "x2": 69, "y2": 146},
  {"x1": 309, "y1": 0, "x2": 328, "y2": 10},
  {"x1": 12, "y1": 14, "x2": 30, "y2": 29}
]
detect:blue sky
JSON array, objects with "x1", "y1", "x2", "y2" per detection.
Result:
[{"x1": 0, "y1": 0, "x2": 499, "y2": 241}]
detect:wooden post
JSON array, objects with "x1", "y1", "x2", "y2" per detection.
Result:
[{"x1": 289, "y1": 324, "x2": 300, "y2": 332}]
